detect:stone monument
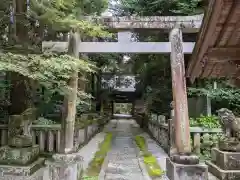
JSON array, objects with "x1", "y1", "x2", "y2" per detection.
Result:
[
  {"x1": 0, "y1": 108, "x2": 44, "y2": 179},
  {"x1": 206, "y1": 108, "x2": 240, "y2": 180}
]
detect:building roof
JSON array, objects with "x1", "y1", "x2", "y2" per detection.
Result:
[{"x1": 187, "y1": 0, "x2": 240, "y2": 83}]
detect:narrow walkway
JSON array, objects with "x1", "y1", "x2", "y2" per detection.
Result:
[
  {"x1": 100, "y1": 119, "x2": 161, "y2": 180},
  {"x1": 99, "y1": 119, "x2": 218, "y2": 180}
]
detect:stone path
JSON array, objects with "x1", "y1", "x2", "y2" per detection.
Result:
[
  {"x1": 98, "y1": 119, "x2": 219, "y2": 180},
  {"x1": 99, "y1": 119, "x2": 144, "y2": 179},
  {"x1": 77, "y1": 130, "x2": 106, "y2": 171},
  {"x1": 100, "y1": 119, "x2": 160, "y2": 180}
]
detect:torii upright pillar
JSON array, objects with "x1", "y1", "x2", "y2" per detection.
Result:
[{"x1": 166, "y1": 28, "x2": 208, "y2": 180}]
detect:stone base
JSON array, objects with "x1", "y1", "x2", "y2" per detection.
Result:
[
  {"x1": 166, "y1": 157, "x2": 208, "y2": 180},
  {"x1": 170, "y1": 154, "x2": 199, "y2": 165},
  {"x1": 211, "y1": 148, "x2": 240, "y2": 170},
  {"x1": 8, "y1": 136, "x2": 32, "y2": 148},
  {"x1": 206, "y1": 161, "x2": 240, "y2": 180},
  {"x1": 0, "y1": 145, "x2": 40, "y2": 165},
  {"x1": 0, "y1": 168, "x2": 44, "y2": 180},
  {"x1": 0, "y1": 158, "x2": 45, "y2": 176},
  {"x1": 46, "y1": 153, "x2": 83, "y2": 180},
  {"x1": 218, "y1": 140, "x2": 240, "y2": 152}
]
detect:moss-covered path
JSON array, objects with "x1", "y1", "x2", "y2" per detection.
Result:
[
  {"x1": 99, "y1": 119, "x2": 167, "y2": 180},
  {"x1": 100, "y1": 119, "x2": 146, "y2": 179}
]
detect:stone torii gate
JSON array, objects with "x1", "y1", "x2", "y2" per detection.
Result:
[{"x1": 42, "y1": 14, "x2": 208, "y2": 180}]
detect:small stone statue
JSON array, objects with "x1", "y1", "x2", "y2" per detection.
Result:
[
  {"x1": 8, "y1": 108, "x2": 37, "y2": 148},
  {"x1": 217, "y1": 108, "x2": 240, "y2": 151}
]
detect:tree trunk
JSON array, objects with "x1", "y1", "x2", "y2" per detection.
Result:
[
  {"x1": 9, "y1": 0, "x2": 32, "y2": 115},
  {"x1": 60, "y1": 31, "x2": 79, "y2": 154}
]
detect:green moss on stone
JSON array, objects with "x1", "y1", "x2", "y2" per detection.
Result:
[
  {"x1": 82, "y1": 176, "x2": 98, "y2": 180},
  {"x1": 85, "y1": 133, "x2": 112, "y2": 177},
  {"x1": 135, "y1": 135, "x2": 164, "y2": 177}
]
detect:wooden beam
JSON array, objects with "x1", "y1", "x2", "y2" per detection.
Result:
[
  {"x1": 207, "y1": 47, "x2": 240, "y2": 61},
  {"x1": 42, "y1": 41, "x2": 195, "y2": 54},
  {"x1": 187, "y1": 0, "x2": 223, "y2": 82}
]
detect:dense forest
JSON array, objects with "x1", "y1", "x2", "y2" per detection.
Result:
[{"x1": 0, "y1": 0, "x2": 239, "y2": 125}]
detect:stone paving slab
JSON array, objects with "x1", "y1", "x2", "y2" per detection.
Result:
[
  {"x1": 99, "y1": 119, "x2": 146, "y2": 180},
  {"x1": 139, "y1": 128, "x2": 219, "y2": 180},
  {"x1": 104, "y1": 173, "x2": 147, "y2": 180},
  {"x1": 99, "y1": 119, "x2": 220, "y2": 180},
  {"x1": 77, "y1": 131, "x2": 106, "y2": 171}
]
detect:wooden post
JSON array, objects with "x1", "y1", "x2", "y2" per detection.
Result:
[
  {"x1": 169, "y1": 28, "x2": 191, "y2": 154},
  {"x1": 60, "y1": 31, "x2": 79, "y2": 154}
]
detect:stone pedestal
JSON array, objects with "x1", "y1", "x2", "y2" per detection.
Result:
[
  {"x1": 206, "y1": 148, "x2": 240, "y2": 180},
  {"x1": 0, "y1": 145, "x2": 40, "y2": 165},
  {"x1": 166, "y1": 157, "x2": 208, "y2": 180},
  {"x1": 0, "y1": 109, "x2": 45, "y2": 179},
  {"x1": 0, "y1": 167, "x2": 44, "y2": 180},
  {"x1": 0, "y1": 144, "x2": 44, "y2": 179},
  {"x1": 0, "y1": 158, "x2": 44, "y2": 176},
  {"x1": 46, "y1": 153, "x2": 83, "y2": 180}
]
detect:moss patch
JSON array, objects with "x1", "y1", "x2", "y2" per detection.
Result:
[
  {"x1": 82, "y1": 176, "x2": 98, "y2": 180},
  {"x1": 83, "y1": 133, "x2": 113, "y2": 178},
  {"x1": 135, "y1": 135, "x2": 164, "y2": 177}
]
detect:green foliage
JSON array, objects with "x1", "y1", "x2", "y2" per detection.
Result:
[
  {"x1": 76, "y1": 0, "x2": 108, "y2": 16},
  {"x1": 188, "y1": 81, "x2": 240, "y2": 114},
  {"x1": 0, "y1": 0, "x2": 111, "y2": 117},
  {"x1": 190, "y1": 115, "x2": 221, "y2": 129},
  {"x1": 0, "y1": 52, "x2": 95, "y2": 97},
  {"x1": 116, "y1": 0, "x2": 204, "y2": 16},
  {"x1": 189, "y1": 113, "x2": 223, "y2": 160},
  {"x1": 30, "y1": 0, "x2": 110, "y2": 37},
  {"x1": 114, "y1": 0, "x2": 205, "y2": 115},
  {"x1": 133, "y1": 54, "x2": 172, "y2": 114},
  {"x1": 33, "y1": 117, "x2": 56, "y2": 125},
  {"x1": 199, "y1": 133, "x2": 220, "y2": 160},
  {"x1": 191, "y1": 133, "x2": 222, "y2": 160}
]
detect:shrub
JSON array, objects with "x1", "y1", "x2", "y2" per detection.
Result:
[{"x1": 190, "y1": 115, "x2": 221, "y2": 129}]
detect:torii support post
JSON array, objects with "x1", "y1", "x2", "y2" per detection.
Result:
[
  {"x1": 166, "y1": 28, "x2": 208, "y2": 180},
  {"x1": 46, "y1": 31, "x2": 82, "y2": 180},
  {"x1": 60, "y1": 31, "x2": 79, "y2": 154}
]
